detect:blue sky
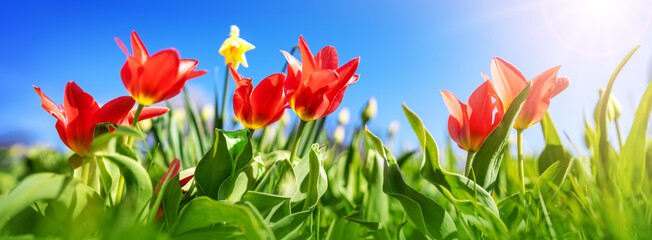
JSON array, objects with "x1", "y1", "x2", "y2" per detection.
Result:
[{"x1": 2, "y1": 0, "x2": 652, "y2": 157}]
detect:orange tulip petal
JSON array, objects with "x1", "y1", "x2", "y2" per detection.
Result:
[
  {"x1": 515, "y1": 65, "x2": 561, "y2": 130},
  {"x1": 491, "y1": 57, "x2": 528, "y2": 109},
  {"x1": 551, "y1": 76, "x2": 570, "y2": 98},
  {"x1": 34, "y1": 86, "x2": 66, "y2": 124}
]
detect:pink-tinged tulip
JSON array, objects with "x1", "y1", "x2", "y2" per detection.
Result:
[
  {"x1": 488, "y1": 57, "x2": 570, "y2": 130},
  {"x1": 115, "y1": 31, "x2": 208, "y2": 106},
  {"x1": 228, "y1": 64, "x2": 287, "y2": 130},
  {"x1": 154, "y1": 158, "x2": 194, "y2": 221},
  {"x1": 34, "y1": 82, "x2": 135, "y2": 156},
  {"x1": 441, "y1": 81, "x2": 504, "y2": 152},
  {"x1": 281, "y1": 36, "x2": 360, "y2": 121}
]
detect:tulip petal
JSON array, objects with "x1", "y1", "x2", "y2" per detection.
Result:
[
  {"x1": 34, "y1": 86, "x2": 66, "y2": 124},
  {"x1": 551, "y1": 76, "x2": 570, "y2": 98},
  {"x1": 281, "y1": 50, "x2": 302, "y2": 98},
  {"x1": 229, "y1": 65, "x2": 254, "y2": 126},
  {"x1": 333, "y1": 57, "x2": 360, "y2": 92},
  {"x1": 491, "y1": 57, "x2": 528, "y2": 109},
  {"x1": 156, "y1": 158, "x2": 180, "y2": 193},
  {"x1": 62, "y1": 82, "x2": 99, "y2": 155},
  {"x1": 515, "y1": 66, "x2": 561, "y2": 130},
  {"x1": 315, "y1": 46, "x2": 338, "y2": 70},
  {"x1": 138, "y1": 49, "x2": 180, "y2": 104},
  {"x1": 95, "y1": 96, "x2": 135, "y2": 125},
  {"x1": 250, "y1": 73, "x2": 286, "y2": 128},
  {"x1": 131, "y1": 31, "x2": 150, "y2": 64},
  {"x1": 293, "y1": 70, "x2": 337, "y2": 120},
  {"x1": 298, "y1": 36, "x2": 316, "y2": 77},
  {"x1": 177, "y1": 59, "x2": 199, "y2": 79},
  {"x1": 128, "y1": 107, "x2": 169, "y2": 125},
  {"x1": 120, "y1": 56, "x2": 142, "y2": 98},
  {"x1": 441, "y1": 91, "x2": 465, "y2": 123}
]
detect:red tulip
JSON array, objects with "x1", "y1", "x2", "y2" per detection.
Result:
[
  {"x1": 115, "y1": 31, "x2": 207, "y2": 106},
  {"x1": 441, "y1": 81, "x2": 504, "y2": 152},
  {"x1": 118, "y1": 107, "x2": 169, "y2": 126},
  {"x1": 488, "y1": 57, "x2": 570, "y2": 130},
  {"x1": 228, "y1": 64, "x2": 287, "y2": 130},
  {"x1": 281, "y1": 36, "x2": 360, "y2": 121},
  {"x1": 34, "y1": 82, "x2": 135, "y2": 156}
]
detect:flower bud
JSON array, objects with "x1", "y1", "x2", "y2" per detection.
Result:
[
  {"x1": 361, "y1": 97, "x2": 377, "y2": 124},
  {"x1": 334, "y1": 125, "x2": 345, "y2": 144},
  {"x1": 138, "y1": 119, "x2": 153, "y2": 132},
  {"x1": 595, "y1": 88, "x2": 622, "y2": 123},
  {"x1": 338, "y1": 108, "x2": 350, "y2": 125},
  {"x1": 389, "y1": 120, "x2": 400, "y2": 137},
  {"x1": 201, "y1": 104, "x2": 214, "y2": 122}
]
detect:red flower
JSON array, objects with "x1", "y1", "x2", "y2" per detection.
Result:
[
  {"x1": 118, "y1": 107, "x2": 169, "y2": 126},
  {"x1": 441, "y1": 81, "x2": 504, "y2": 152},
  {"x1": 282, "y1": 36, "x2": 360, "y2": 121},
  {"x1": 488, "y1": 57, "x2": 570, "y2": 130},
  {"x1": 34, "y1": 81, "x2": 135, "y2": 156},
  {"x1": 228, "y1": 64, "x2": 287, "y2": 130},
  {"x1": 115, "y1": 31, "x2": 207, "y2": 106}
]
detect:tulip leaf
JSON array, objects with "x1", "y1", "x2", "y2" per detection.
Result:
[
  {"x1": 290, "y1": 144, "x2": 328, "y2": 205},
  {"x1": 270, "y1": 144, "x2": 326, "y2": 239},
  {"x1": 538, "y1": 113, "x2": 570, "y2": 174},
  {"x1": 171, "y1": 197, "x2": 273, "y2": 239},
  {"x1": 531, "y1": 158, "x2": 573, "y2": 201},
  {"x1": 96, "y1": 152, "x2": 154, "y2": 222},
  {"x1": 469, "y1": 83, "x2": 531, "y2": 191},
  {"x1": 195, "y1": 129, "x2": 252, "y2": 200},
  {"x1": 619, "y1": 72, "x2": 652, "y2": 195},
  {"x1": 243, "y1": 159, "x2": 297, "y2": 218},
  {"x1": 595, "y1": 46, "x2": 639, "y2": 179},
  {"x1": 366, "y1": 127, "x2": 458, "y2": 239},
  {"x1": 0, "y1": 173, "x2": 102, "y2": 232},
  {"x1": 403, "y1": 104, "x2": 507, "y2": 236}
]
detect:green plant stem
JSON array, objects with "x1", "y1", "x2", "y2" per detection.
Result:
[
  {"x1": 81, "y1": 156, "x2": 92, "y2": 186},
  {"x1": 289, "y1": 120, "x2": 308, "y2": 162},
  {"x1": 219, "y1": 69, "x2": 230, "y2": 130},
  {"x1": 116, "y1": 103, "x2": 145, "y2": 203},
  {"x1": 517, "y1": 129, "x2": 525, "y2": 194},
  {"x1": 464, "y1": 150, "x2": 475, "y2": 176},
  {"x1": 615, "y1": 119, "x2": 623, "y2": 148}
]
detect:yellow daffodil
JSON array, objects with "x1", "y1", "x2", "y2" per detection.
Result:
[{"x1": 219, "y1": 25, "x2": 255, "y2": 69}]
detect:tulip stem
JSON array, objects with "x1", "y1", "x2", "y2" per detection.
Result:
[
  {"x1": 289, "y1": 120, "x2": 308, "y2": 162},
  {"x1": 464, "y1": 150, "x2": 475, "y2": 175},
  {"x1": 131, "y1": 104, "x2": 144, "y2": 127},
  {"x1": 81, "y1": 156, "x2": 92, "y2": 186},
  {"x1": 615, "y1": 119, "x2": 623, "y2": 148},
  {"x1": 517, "y1": 129, "x2": 525, "y2": 194},
  {"x1": 219, "y1": 69, "x2": 230, "y2": 130}
]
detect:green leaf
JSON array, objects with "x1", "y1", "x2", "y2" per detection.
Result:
[
  {"x1": 0, "y1": 173, "x2": 102, "y2": 230},
  {"x1": 403, "y1": 104, "x2": 507, "y2": 235},
  {"x1": 244, "y1": 159, "x2": 297, "y2": 218},
  {"x1": 620, "y1": 71, "x2": 652, "y2": 194},
  {"x1": 538, "y1": 113, "x2": 570, "y2": 174},
  {"x1": 195, "y1": 129, "x2": 252, "y2": 200},
  {"x1": 366, "y1": 127, "x2": 458, "y2": 239},
  {"x1": 171, "y1": 197, "x2": 273, "y2": 239},
  {"x1": 95, "y1": 151, "x2": 154, "y2": 222},
  {"x1": 90, "y1": 125, "x2": 143, "y2": 153},
  {"x1": 595, "y1": 46, "x2": 639, "y2": 180},
  {"x1": 291, "y1": 145, "x2": 328, "y2": 205},
  {"x1": 270, "y1": 145, "x2": 326, "y2": 239},
  {"x1": 162, "y1": 174, "x2": 182, "y2": 229},
  {"x1": 532, "y1": 158, "x2": 574, "y2": 201},
  {"x1": 469, "y1": 82, "x2": 532, "y2": 191}
]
